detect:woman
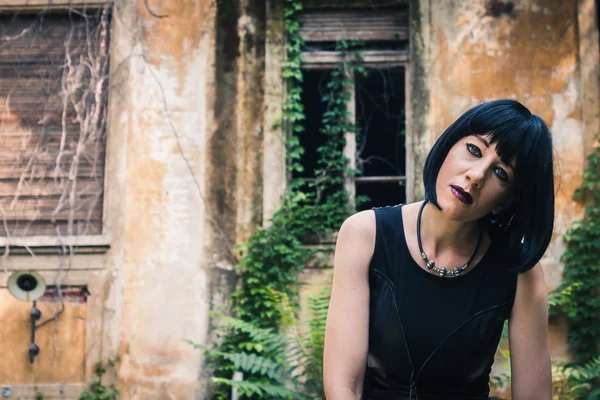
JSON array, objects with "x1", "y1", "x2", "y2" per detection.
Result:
[{"x1": 323, "y1": 99, "x2": 554, "y2": 400}]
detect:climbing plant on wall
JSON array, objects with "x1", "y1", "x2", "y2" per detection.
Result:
[
  {"x1": 546, "y1": 133, "x2": 600, "y2": 398},
  {"x1": 205, "y1": 0, "x2": 366, "y2": 398},
  {"x1": 553, "y1": 133, "x2": 600, "y2": 363},
  {"x1": 229, "y1": 1, "x2": 364, "y2": 329}
]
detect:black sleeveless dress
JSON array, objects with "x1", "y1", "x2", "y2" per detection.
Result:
[{"x1": 363, "y1": 205, "x2": 518, "y2": 400}]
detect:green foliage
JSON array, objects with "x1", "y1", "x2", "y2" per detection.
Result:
[
  {"x1": 553, "y1": 356, "x2": 600, "y2": 399},
  {"x1": 232, "y1": 196, "x2": 311, "y2": 327},
  {"x1": 207, "y1": 2, "x2": 366, "y2": 398},
  {"x1": 79, "y1": 358, "x2": 120, "y2": 400},
  {"x1": 548, "y1": 282, "x2": 582, "y2": 318},
  {"x1": 552, "y1": 133, "x2": 600, "y2": 363},
  {"x1": 282, "y1": 0, "x2": 306, "y2": 177},
  {"x1": 545, "y1": 133, "x2": 600, "y2": 399},
  {"x1": 309, "y1": 40, "x2": 365, "y2": 220},
  {"x1": 34, "y1": 387, "x2": 44, "y2": 400},
  {"x1": 194, "y1": 289, "x2": 331, "y2": 400},
  {"x1": 489, "y1": 321, "x2": 511, "y2": 394}
]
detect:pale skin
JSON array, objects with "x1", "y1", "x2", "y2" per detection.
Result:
[{"x1": 323, "y1": 135, "x2": 552, "y2": 399}]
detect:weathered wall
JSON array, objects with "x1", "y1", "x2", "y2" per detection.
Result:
[
  {"x1": 104, "y1": 0, "x2": 266, "y2": 398},
  {"x1": 0, "y1": 291, "x2": 87, "y2": 384},
  {"x1": 262, "y1": 0, "x2": 287, "y2": 223},
  {"x1": 105, "y1": 0, "x2": 217, "y2": 398},
  {"x1": 0, "y1": 0, "x2": 265, "y2": 397},
  {"x1": 579, "y1": 0, "x2": 600, "y2": 157}
]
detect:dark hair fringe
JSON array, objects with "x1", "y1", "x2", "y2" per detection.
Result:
[{"x1": 423, "y1": 99, "x2": 555, "y2": 272}]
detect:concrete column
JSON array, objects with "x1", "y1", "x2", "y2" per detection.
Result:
[
  {"x1": 262, "y1": 0, "x2": 287, "y2": 223},
  {"x1": 105, "y1": 0, "x2": 218, "y2": 398}
]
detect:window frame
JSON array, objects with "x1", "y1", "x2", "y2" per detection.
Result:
[
  {"x1": 301, "y1": 48, "x2": 411, "y2": 211},
  {"x1": 0, "y1": 1, "x2": 111, "y2": 12}
]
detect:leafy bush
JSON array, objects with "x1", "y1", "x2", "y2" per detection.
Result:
[
  {"x1": 191, "y1": 288, "x2": 331, "y2": 399},
  {"x1": 79, "y1": 358, "x2": 120, "y2": 400}
]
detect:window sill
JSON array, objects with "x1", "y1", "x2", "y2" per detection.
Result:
[
  {"x1": 0, "y1": 235, "x2": 110, "y2": 255},
  {"x1": 0, "y1": 0, "x2": 110, "y2": 11}
]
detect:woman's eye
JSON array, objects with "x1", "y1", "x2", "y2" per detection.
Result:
[
  {"x1": 495, "y1": 167, "x2": 509, "y2": 181},
  {"x1": 466, "y1": 143, "x2": 481, "y2": 157}
]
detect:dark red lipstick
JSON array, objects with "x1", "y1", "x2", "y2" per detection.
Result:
[{"x1": 451, "y1": 185, "x2": 472, "y2": 204}]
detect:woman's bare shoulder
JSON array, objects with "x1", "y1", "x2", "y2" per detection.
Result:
[
  {"x1": 334, "y1": 211, "x2": 377, "y2": 275},
  {"x1": 339, "y1": 209, "x2": 376, "y2": 237}
]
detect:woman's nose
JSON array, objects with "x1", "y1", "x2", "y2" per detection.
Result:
[{"x1": 466, "y1": 165, "x2": 486, "y2": 188}]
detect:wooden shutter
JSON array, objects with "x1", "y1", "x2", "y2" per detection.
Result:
[
  {"x1": 299, "y1": 8, "x2": 409, "y2": 42},
  {"x1": 0, "y1": 10, "x2": 110, "y2": 236}
]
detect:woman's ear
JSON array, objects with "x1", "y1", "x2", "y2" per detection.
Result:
[
  {"x1": 493, "y1": 191, "x2": 517, "y2": 215},
  {"x1": 492, "y1": 205, "x2": 505, "y2": 215}
]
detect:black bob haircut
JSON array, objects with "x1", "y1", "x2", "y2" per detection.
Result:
[{"x1": 423, "y1": 99, "x2": 555, "y2": 272}]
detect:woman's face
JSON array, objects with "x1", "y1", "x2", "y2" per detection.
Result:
[{"x1": 435, "y1": 134, "x2": 516, "y2": 222}]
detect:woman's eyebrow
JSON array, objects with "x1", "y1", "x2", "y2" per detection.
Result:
[
  {"x1": 475, "y1": 135, "x2": 515, "y2": 171},
  {"x1": 476, "y1": 135, "x2": 491, "y2": 148}
]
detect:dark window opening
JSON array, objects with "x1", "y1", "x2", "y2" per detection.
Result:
[
  {"x1": 296, "y1": 69, "x2": 346, "y2": 202},
  {"x1": 296, "y1": 70, "x2": 332, "y2": 181},
  {"x1": 297, "y1": 67, "x2": 406, "y2": 211},
  {"x1": 355, "y1": 68, "x2": 406, "y2": 210},
  {"x1": 39, "y1": 286, "x2": 89, "y2": 303},
  {"x1": 304, "y1": 40, "x2": 408, "y2": 52}
]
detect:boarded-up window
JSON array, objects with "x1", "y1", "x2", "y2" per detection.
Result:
[
  {"x1": 299, "y1": 9, "x2": 408, "y2": 42},
  {"x1": 0, "y1": 9, "x2": 110, "y2": 237}
]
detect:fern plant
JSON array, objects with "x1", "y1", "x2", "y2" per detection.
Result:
[
  {"x1": 191, "y1": 288, "x2": 331, "y2": 399},
  {"x1": 553, "y1": 356, "x2": 600, "y2": 399}
]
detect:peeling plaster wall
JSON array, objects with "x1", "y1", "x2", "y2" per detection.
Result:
[
  {"x1": 105, "y1": 0, "x2": 216, "y2": 398},
  {"x1": 578, "y1": 0, "x2": 600, "y2": 156},
  {"x1": 103, "y1": 0, "x2": 266, "y2": 398},
  {"x1": 235, "y1": 0, "x2": 266, "y2": 242}
]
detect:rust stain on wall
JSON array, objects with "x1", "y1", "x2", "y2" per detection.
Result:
[
  {"x1": 136, "y1": 0, "x2": 215, "y2": 95},
  {"x1": 123, "y1": 116, "x2": 166, "y2": 264},
  {"x1": 117, "y1": 340, "x2": 196, "y2": 398},
  {"x1": 205, "y1": 0, "x2": 241, "y2": 259},
  {"x1": 235, "y1": 0, "x2": 266, "y2": 244},
  {"x1": 430, "y1": 0, "x2": 580, "y2": 131}
]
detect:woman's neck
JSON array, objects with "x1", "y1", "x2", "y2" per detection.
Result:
[{"x1": 419, "y1": 201, "x2": 481, "y2": 259}]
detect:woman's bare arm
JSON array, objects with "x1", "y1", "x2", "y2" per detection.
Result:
[
  {"x1": 509, "y1": 263, "x2": 552, "y2": 400},
  {"x1": 323, "y1": 210, "x2": 376, "y2": 400}
]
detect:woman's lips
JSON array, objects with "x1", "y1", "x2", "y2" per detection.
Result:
[{"x1": 451, "y1": 185, "x2": 472, "y2": 204}]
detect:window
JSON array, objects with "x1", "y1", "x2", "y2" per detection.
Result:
[
  {"x1": 0, "y1": 8, "x2": 110, "y2": 237},
  {"x1": 297, "y1": 6, "x2": 409, "y2": 211}
]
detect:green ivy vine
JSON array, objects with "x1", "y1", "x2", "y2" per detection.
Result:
[
  {"x1": 228, "y1": 2, "x2": 365, "y2": 329},
  {"x1": 207, "y1": 0, "x2": 366, "y2": 398},
  {"x1": 79, "y1": 358, "x2": 120, "y2": 400},
  {"x1": 552, "y1": 133, "x2": 600, "y2": 364}
]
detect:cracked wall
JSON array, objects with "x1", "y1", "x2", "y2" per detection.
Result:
[{"x1": 104, "y1": 0, "x2": 265, "y2": 398}]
